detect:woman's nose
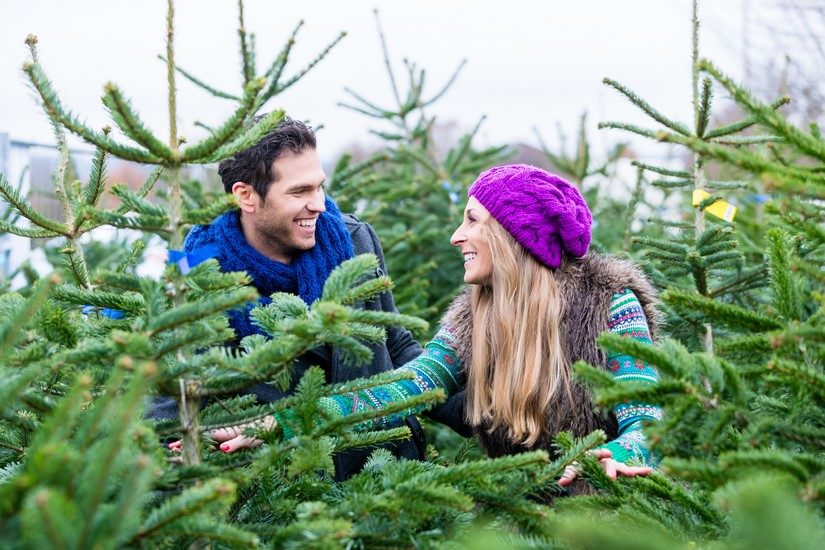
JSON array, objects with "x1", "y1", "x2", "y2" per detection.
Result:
[{"x1": 450, "y1": 226, "x2": 465, "y2": 246}]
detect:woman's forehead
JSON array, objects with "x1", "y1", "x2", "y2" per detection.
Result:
[{"x1": 465, "y1": 196, "x2": 490, "y2": 217}]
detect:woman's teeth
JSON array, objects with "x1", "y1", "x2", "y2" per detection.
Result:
[{"x1": 463, "y1": 252, "x2": 477, "y2": 262}]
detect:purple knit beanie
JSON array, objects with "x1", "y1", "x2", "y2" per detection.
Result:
[{"x1": 467, "y1": 164, "x2": 592, "y2": 269}]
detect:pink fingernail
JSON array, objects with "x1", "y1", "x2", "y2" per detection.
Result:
[{"x1": 220, "y1": 443, "x2": 230, "y2": 452}]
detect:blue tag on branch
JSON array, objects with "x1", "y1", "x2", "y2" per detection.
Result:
[
  {"x1": 81, "y1": 305, "x2": 126, "y2": 319},
  {"x1": 168, "y1": 244, "x2": 220, "y2": 274}
]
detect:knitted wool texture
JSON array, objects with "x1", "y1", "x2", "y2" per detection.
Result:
[
  {"x1": 468, "y1": 164, "x2": 592, "y2": 269},
  {"x1": 184, "y1": 196, "x2": 354, "y2": 339}
]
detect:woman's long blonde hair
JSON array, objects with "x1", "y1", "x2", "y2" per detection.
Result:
[{"x1": 467, "y1": 218, "x2": 571, "y2": 447}]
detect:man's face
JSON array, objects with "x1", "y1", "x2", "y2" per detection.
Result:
[{"x1": 246, "y1": 149, "x2": 327, "y2": 262}]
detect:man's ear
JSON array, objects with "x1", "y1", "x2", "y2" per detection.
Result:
[{"x1": 232, "y1": 182, "x2": 258, "y2": 213}]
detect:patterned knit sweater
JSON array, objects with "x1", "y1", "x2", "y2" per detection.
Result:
[{"x1": 279, "y1": 289, "x2": 662, "y2": 465}]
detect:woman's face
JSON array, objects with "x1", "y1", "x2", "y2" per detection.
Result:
[{"x1": 450, "y1": 197, "x2": 493, "y2": 285}]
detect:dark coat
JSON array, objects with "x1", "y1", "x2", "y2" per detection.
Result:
[{"x1": 149, "y1": 214, "x2": 468, "y2": 480}]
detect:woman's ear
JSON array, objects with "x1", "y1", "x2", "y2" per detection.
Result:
[{"x1": 232, "y1": 182, "x2": 258, "y2": 213}]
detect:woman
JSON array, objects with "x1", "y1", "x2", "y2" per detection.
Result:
[{"x1": 190, "y1": 165, "x2": 662, "y2": 487}]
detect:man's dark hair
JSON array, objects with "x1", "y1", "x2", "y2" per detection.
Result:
[{"x1": 218, "y1": 116, "x2": 316, "y2": 198}]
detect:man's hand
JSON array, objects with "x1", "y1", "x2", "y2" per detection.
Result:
[
  {"x1": 167, "y1": 415, "x2": 278, "y2": 454},
  {"x1": 558, "y1": 448, "x2": 653, "y2": 487}
]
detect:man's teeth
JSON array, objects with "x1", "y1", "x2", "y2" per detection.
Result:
[
  {"x1": 297, "y1": 219, "x2": 316, "y2": 228},
  {"x1": 463, "y1": 252, "x2": 477, "y2": 262}
]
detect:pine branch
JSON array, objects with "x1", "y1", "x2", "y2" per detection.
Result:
[
  {"x1": 75, "y1": 364, "x2": 154, "y2": 548},
  {"x1": 237, "y1": 0, "x2": 254, "y2": 85},
  {"x1": 632, "y1": 161, "x2": 691, "y2": 178},
  {"x1": 711, "y1": 135, "x2": 783, "y2": 146},
  {"x1": 0, "y1": 171, "x2": 67, "y2": 235},
  {"x1": 23, "y1": 62, "x2": 161, "y2": 164},
  {"x1": 699, "y1": 60, "x2": 825, "y2": 161},
  {"x1": 421, "y1": 59, "x2": 468, "y2": 108},
  {"x1": 0, "y1": 277, "x2": 55, "y2": 358},
  {"x1": 83, "y1": 145, "x2": 109, "y2": 210},
  {"x1": 199, "y1": 109, "x2": 286, "y2": 163},
  {"x1": 110, "y1": 183, "x2": 168, "y2": 218},
  {"x1": 102, "y1": 83, "x2": 174, "y2": 160},
  {"x1": 326, "y1": 369, "x2": 414, "y2": 397},
  {"x1": 656, "y1": 132, "x2": 825, "y2": 197},
  {"x1": 602, "y1": 78, "x2": 692, "y2": 135},
  {"x1": 596, "y1": 333, "x2": 694, "y2": 378},
  {"x1": 182, "y1": 194, "x2": 237, "y2": 225},
  {"x1": 651, "y1": 178, "x2": 694, "y2": 189},
  {"x1": 767, "y1": 359, "x2": 825, "y2": 402},
  {"x1": 696, "y1": 77, "x2": 712, "y2": 137},
  {"x1": 419, "y1": 450, "x2": 549, "y2": 486},
  {"x1": 663, "y1": 288, "x2": 779, "y2": 332},
  {"x1": 317, "y1": 389, "x2": 445, "y2": 435},
  {"x1": 152, "y1": 517, "x2": 260, "y2": 546},
  {"x1": 598, "y1": 121, "x2": 660, "y2": 139},
  {"x1": 718, "y1": 450, "x2": 812, "y2": 481},
  {"x1": 445, "y1": 115, "x2": 486, "y2": 174},
  {"x1": 704, "y1": 97, "x2": 790, "y2": 139},
  {"x1": 260, "y1": 31, "x2": 346, "y2": 104},
  {"x1": 157, "y1": 55, "x2": 239, "y2": 100},
  {"x1": 147, "y1": 287, "x2": 257, "y2": 335},
  {"x1": 137, "y1": 479, "x2": 236, "y2": 540},
  {"x1": 0, "y1": 220, "x2": 60, "y2": 239},
  {"x1": 61, "y1": 244, "x2": 92, "y2": 288},
  {"x1": 180, "y1": 77, "x2": 266, "y2": 162},
  {"x1": 766, "y1": 229, "x2": 804, "y2": 322},
  {"x1": 165, "y1": 0, "x2": 178, "y2": 153},
  {"x1": 264, "y1": 19, "x2": 303, "y2": 89},
  {"x1": 332, "y1": 426, "x2": 412, "y2": 452}
]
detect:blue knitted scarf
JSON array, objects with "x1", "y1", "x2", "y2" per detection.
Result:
[{"x1": 184, "y1": 196, "x2": 354, "y2": 339}]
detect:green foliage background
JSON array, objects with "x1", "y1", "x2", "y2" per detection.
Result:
[{"x1": 0, "y1": 1, "x2": 823, "y2": 548}]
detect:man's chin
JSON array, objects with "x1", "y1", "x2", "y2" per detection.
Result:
[{"x1": 296, "y1": 237, "x2": 317, "y2": 250}]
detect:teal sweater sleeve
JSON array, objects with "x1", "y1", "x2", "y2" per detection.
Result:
[
  {"x1": 597, "y1": 288, "x2": 663, "y2": 465},
  {"x1": 278, "y1": 289, "x2": 662, "y2": 465},
  {"x1": 277, "y1": 326, "x2": 462, "y2": 437}
]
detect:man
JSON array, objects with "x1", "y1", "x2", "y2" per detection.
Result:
[{"x1": 153, "y1": 117, "x2": 467, "y2": 480}]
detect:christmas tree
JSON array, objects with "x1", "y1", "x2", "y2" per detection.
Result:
[{"x1": 1, "y1": 0, "x2": 823, "y2": 548}]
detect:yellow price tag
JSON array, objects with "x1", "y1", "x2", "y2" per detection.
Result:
[{"x1": 692, "y1": 189, "x2": 737, "y2": 222}]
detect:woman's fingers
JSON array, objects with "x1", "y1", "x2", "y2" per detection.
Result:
[
  {"x1": 601, "y1": 457, "x2": 618, "y2": 479},
  {"x1": 558, "y1": 449, "x2": 613, "y2": 487},
  {"x1": 601, "y1": 458, "x2": 654, "y2": 479},
  {"x1": 218, "y1": 433, "x2": 263, "y2": 453},
  {"x1": 213, "y1": 416, "x2": 278, "y2": 453},
  {"x1": 210, "y1": 416, "x2": 278, "y2": 444},
  {"x1": 167, "y1": 416, "x2": 279, "y2": 454},
  {"x1": 615, "y1": 463, "x2": 654, "y2": 478},
  {"x1": 558, "y1": 456, "x2": 654, "y2": 486},
  {"x1": 558, "y1": 462, "x2": 580, "y2": 487},
  {"x1": 210, "y1": 425, "x2": 242, "y2": 443}
]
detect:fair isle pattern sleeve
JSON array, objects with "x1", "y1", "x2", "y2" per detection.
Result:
[
  {"x1": 277, "y1": 326, "x2": 463, "y2": 438},
  {"x1": 599, "y1": 288, "x2": 663, "y2": 465}
]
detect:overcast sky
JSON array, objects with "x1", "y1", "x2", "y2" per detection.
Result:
[{"x1": 0, "y1": 1, "x2": 778, "y2": 164}]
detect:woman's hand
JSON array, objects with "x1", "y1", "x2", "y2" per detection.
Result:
[
  {"x1": 167, "y1": 415, "x2": 278, "y2": 454},
  {"x1": 558, "y1": 448, "x2": 653, "y2": 487}
]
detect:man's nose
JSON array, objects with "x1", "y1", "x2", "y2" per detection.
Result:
[{"x1": 308, "y1": 190, "x2": 326, "y2": 212}]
